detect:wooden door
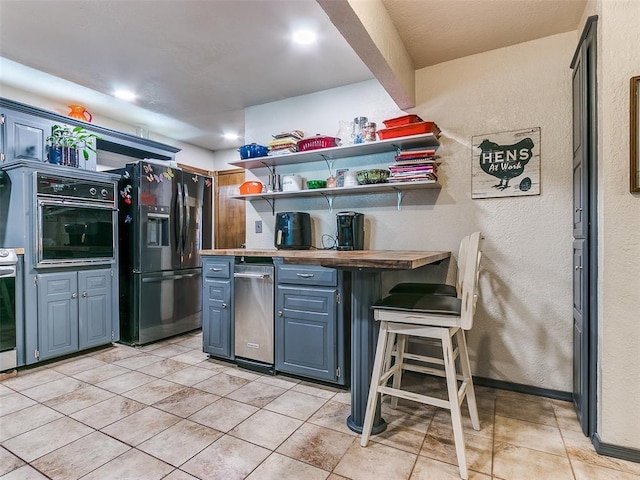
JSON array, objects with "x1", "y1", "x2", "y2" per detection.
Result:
[
  {"x1": 570, "y1": 16, "x2": 598, "y2": 437},
  {"x1": 214, "y1": 169, "x2": 245, "y2": 249}
]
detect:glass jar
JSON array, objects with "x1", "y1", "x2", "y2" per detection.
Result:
[
  {"x1": 353, "y1": 116, "x2": 368, "y2": 144},
  {"x1": 336, "y1": 121, "x2": 355, "y2": 146},
  {"x1": 364, "y1": 122, "x2": 377, "y2": 142}
]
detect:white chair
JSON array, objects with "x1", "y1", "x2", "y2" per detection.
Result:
[{"x1": 360, "y1": 232, "x2": 484, "y2": 480}]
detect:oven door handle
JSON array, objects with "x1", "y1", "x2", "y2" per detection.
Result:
[{"x1": 0, "y1": 267, "x2": 16, "y2": 277}]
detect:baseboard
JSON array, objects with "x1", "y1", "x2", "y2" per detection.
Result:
[
  {"x1": 473, "y1": 376, "x2": 640, "y2": 464},
  {"x1": 592, "y1": 433, "x2": 640, "y2": 464},
  {"x1": 473, "y1": 376, "x2": 573, "y2": 402}
]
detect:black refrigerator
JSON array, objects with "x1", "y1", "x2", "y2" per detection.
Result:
[{"x1": 111, "y1": 160, "x2": 212, "y2": 345}]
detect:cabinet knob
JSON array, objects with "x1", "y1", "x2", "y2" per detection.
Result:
[
  {"x1": 71, "y1": 293, "x2": 78, "y2": 299},
  {"x1": 222, "y1": 303, "x2": 227, "y2": 309},
  {"x1": 82, "y1": 292, "x2": 88, "y2": 297},
  {"x1": 277, "y1": 310, "x2": 283, "y2": 317}
]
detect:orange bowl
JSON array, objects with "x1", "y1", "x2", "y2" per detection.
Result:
[{"x1": 239, "y1": 181, "x2": 263, "y2": 195}]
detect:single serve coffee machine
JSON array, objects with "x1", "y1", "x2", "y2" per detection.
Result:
[{"x1": 336, "y1": 211, "x2": 364, "y2": 250}]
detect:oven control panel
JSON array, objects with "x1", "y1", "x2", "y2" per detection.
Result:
[{"x1": 36, "y1": 173, "x2": 115, "y2": 203}]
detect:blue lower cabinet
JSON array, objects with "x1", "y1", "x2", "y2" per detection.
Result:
[
  {"x1": 36, "y1": 268, "x2": 114, "y2": 362},
  {"x1": 202, "y1": 257, "x2": 233, "y2": 359},
  {"x1": 275, "y1": 262, "x2": 349, "y2": 386}
]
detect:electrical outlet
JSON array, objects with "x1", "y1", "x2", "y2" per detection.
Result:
[{"x1": 255, "y1": 220, "x2": 262, "y2": 233}]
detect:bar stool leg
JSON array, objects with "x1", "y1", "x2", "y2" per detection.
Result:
[
  {"x1": 442, "y1": 328, "x2": 469, "y2": 479},
  {"x1": 361, "y1": 321, "x2": 390, "y2": 447},
  {"x1": 390, "y1": 333, "x2": 407, "y2": 409},
  {"x1": 456, "y1": 328, "x2": 480, "y2": 430}
]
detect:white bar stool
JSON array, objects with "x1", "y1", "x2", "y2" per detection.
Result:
[{"x1": 360, "y1": 232, "x2": 484, "y2": 480}]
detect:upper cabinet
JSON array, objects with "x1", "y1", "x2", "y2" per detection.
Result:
[
  {"x1": 1, "y1": 98, "x2": 180, "y2": 172},
  {"x1": 229, "y1": 133, "x2": 441, "y2": 210},
  {"x1": 1, "y1": 108, "x2": 54, "y2": 163}
]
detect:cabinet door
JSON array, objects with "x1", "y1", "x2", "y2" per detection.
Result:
[
  {"x1": 202, "y1": 278, "x2": 232, "y2": 358},
  {"x1": 78, "y1": 268, "x2": 112, "y2": 349},
  {"x1": 276, "y1": 285, "x2": 337, "y2": 382},
  {"x1": 3, "y1": 109, "x2": 53, "y2": 163},
  {"x1": 37, "y1": 272, "x2": 79, "y2": 360}
]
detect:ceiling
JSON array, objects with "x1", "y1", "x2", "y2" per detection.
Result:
[{"x1": 0, "y1": 0, "x2": 586, "y2": 152}]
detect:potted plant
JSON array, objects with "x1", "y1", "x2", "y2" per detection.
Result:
[{"x1": 46, "y1": 124, "x2": 99, "y2": 167}]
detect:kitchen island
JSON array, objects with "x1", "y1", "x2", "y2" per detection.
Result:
[{"x1": 201, "y1": 248, "x2": 450, "y2": 434}]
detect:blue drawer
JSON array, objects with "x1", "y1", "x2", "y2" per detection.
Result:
[
  {"x1": 277, "y1": 264, "x2": 337, "y2": 286},
  {"x1": 203, "y1": 258, "x2": 231, "y2": 279}
]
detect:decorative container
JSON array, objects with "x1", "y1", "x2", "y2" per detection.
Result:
[{"x1": 297, "y1": 136, "x2": 339, "y2": 152}]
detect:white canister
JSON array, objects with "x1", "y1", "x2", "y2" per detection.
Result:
[
  {"x1": 343, "y1": 171, "x2": 359, "y2": 187},
  {"x1": 281, "y1": 174, "x2": 303, "y2": 191}
]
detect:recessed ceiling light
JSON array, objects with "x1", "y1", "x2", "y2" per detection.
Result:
[
  {"x1": 114, "y1": 89, "x2": 136, "y2": 101},
  {"x1": 223, "y1": 132, "x2": 239, "y2": 141},
  {"x1": 292, "y1": 29, "x2": 317, "y2": 45}
]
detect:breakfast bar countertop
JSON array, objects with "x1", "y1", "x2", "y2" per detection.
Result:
[
  {"x1": 200, "y1": 249, "x2": 450, "y2": 270},
  {"x1": 200, "y1": 247, "x2": 451, "y2": 435}
]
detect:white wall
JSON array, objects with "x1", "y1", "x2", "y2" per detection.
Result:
[
  {"x1": 593, "y1": 0, "x2": 640, "y2": 451},
  {"x1": 243, "y1": 35, "x2": 575, "y2": 392},
  {"x1": 414, "y1": 33, "x2": 576, "y2": 392}
]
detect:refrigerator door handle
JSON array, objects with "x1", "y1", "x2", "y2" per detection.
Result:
[
  {"x1": 176, "y1": 182, "x2": 184, "y2": 258},
  {"x1": 141, "y1": 272, "x2": 200, "y2": 283},
  {"x1": 183, "y1": 182, "x2": 191, "y2": 257}
]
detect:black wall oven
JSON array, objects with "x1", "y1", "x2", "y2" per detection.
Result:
[{"x1": 35, "y1": 173, "x2": 117, "y2": 267}]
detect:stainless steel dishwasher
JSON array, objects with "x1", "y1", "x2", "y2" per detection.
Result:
[{"x1": 234, "y1": 263, "x2": 275, "y2": 373}]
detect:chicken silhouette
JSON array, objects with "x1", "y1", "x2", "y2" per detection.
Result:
[{"x1": 478, "y1": 137, "x2": 534, "y2": 190}]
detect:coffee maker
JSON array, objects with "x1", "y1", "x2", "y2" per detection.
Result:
[{"x1": 336, "y1": 211, "x2": 365, "y2": 250}]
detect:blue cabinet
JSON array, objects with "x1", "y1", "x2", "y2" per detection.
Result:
[
  {"x1": 1, "y1": 108, "x2": 53, "y2": 163},
  {"x1": 202, "y1": 257, "x2": 234, "y2": 359},
  {"x1": 36, "y1": 268, "x2": 113, "y2": 361},
  {"x1": 275, "y1": 262, "x2": 349, "y2": 385}
]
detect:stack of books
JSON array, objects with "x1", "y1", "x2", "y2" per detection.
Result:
[
  {"x1": 388, "y1": 147, "x2": 438, "y2": 182},
  {"x1": 268, "y1": 130, "x2": 305, "y2": 156}
]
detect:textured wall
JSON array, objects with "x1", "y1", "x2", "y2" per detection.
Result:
[
  {"x1": 595, "y1": 0, "x2": 640, "y2": 450},
  {"x1": 413, "y1": 33, "x2": 575, "y2": 391},
  {"x1": 243, "y1": 33, "x2": 576, "y2": 392}
]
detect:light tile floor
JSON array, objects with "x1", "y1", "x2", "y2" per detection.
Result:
[{"x1": 1, "y1": 330, "x2": 639, "y2": 480}]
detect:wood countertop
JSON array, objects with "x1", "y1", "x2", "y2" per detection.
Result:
[
  {"x1": 2, "y1": 247, "x2": 25, "y2": 255},
  {"x1": 200, "y1": 249, "x2": 450, "y2": 270}
]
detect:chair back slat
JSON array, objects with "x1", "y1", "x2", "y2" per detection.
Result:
[
  {"x1": 454, "y1": 234, "x2": 470, "y2": 296},
  {"x1": 459, "y1": 232, "x2": 483, "y2": 330}
]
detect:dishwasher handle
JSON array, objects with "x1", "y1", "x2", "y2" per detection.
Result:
[{"x1": 234, "y1": 272, "x2": 272, "y2": 280}]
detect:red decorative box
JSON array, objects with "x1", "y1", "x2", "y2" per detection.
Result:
[
  {"x1": 377, "y1": 121, "x2": 440, "y2": 140},
  {"x1": 382, "y1": 114, "x2": 423, "y2": 128}
]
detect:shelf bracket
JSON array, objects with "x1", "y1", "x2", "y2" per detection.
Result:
[
  {"x1": 320, "y1": 154, "x2": 335, "y2": 175},
  {"x1": 396, "y1": 190, "x2": 404, "y2": 211},
  {"x1": 262, "y1": 196, "x2": 275, "y2": 215},
  {"x1": 319, "y1": 193, "x2": 334, "y2": 213},
  {"x1": 391, "y1": 143, "x2": 402, "y2": 156},
  {"x1": 260, "y1": 161, "x2": 276, "y2": 175}
]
